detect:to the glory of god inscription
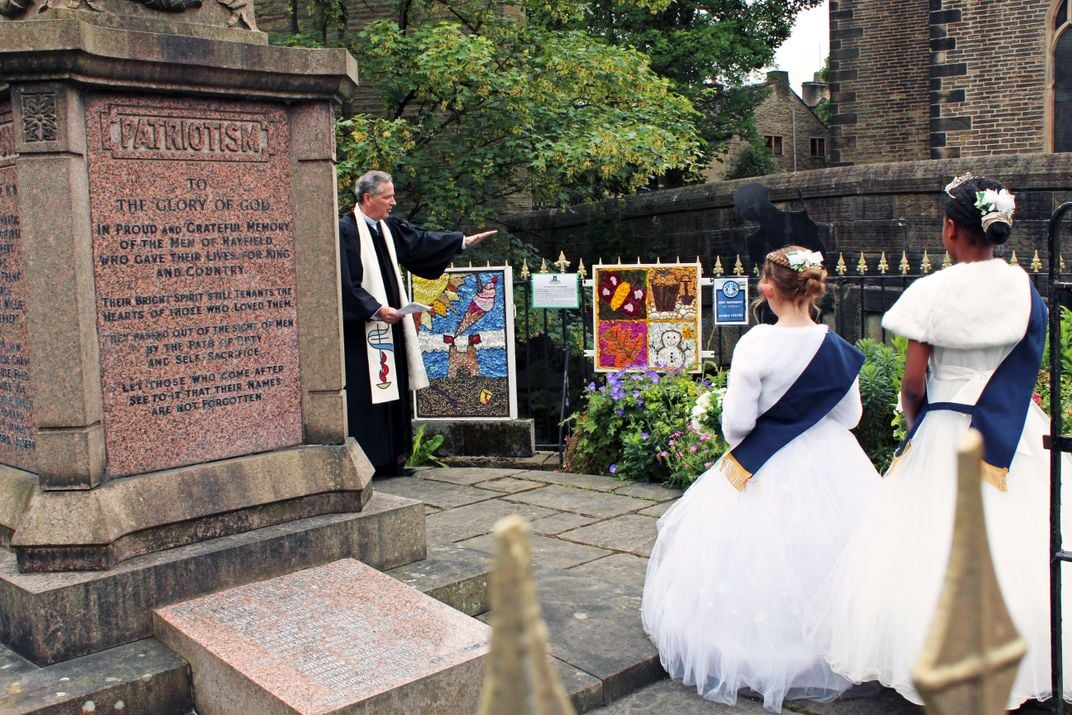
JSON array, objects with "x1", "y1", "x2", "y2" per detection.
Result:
[
  {"x1": 86, "y1": 95, "x2": 302, "y2": 477},
  {"x1": 0, "y1": 102, "x2": 35, "y2": 472}
]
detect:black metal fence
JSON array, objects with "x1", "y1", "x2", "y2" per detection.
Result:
[{"x1": 514, "y1": 248, "x2": 1057, "y2": 451}]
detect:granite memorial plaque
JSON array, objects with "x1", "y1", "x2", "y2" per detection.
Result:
[
  {"x1": 155, "y1": 558, "x2": 490, "y2": 714},
  {"x1": 0, "y1": 102, "x2": 36, "y2": 472},
  {"x1": 85, "y1": 94, "x2": 302, "y2": 477}
]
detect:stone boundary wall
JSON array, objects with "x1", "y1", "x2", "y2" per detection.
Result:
[{"x1": 500, "y1": 154, "x2": 1072, "y2": 275}]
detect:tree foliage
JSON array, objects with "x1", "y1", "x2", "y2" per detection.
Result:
[
  {"x1": 315, "y1": 0, "x2": 705, "y2": 228},
  {"x1": 577, "y1": 0, "x2": 823, "y2": 184}
]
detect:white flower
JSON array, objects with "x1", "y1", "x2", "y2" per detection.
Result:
[
  {"x1": 974, "y1": 188, "x2": 1015, "y2": 216},
  {"x1": 785, "y1": 250, "x2": 824, "y2": 272}
]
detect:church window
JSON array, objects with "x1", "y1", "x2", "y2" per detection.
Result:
[
  {"x1": 765, "y1": 135, "x2": 783, "y2": 155},
  {"x1": 1057, "y1": 21, "x2": 1072, "y2": 151},
  {"x1": 1057, "y1": 0, "x2": 1068, "y2": 30}
]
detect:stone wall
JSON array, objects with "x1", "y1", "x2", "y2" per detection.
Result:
[
  {"x1": 830, "y1": 0, "x2": 1056, "y2": 164},
  {"x1": 932, "y1": 0, "x2": 1050, "y2": 159},
  {"x1": 827, "y1": 0, "x2": 931, "y2": 165},
  {"x1": 500, "y1": 154, "x2": 1072, "y2": 275}
]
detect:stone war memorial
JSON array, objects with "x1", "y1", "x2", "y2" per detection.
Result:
[{"x1": 0, "y1": 0, "x2": 491, "y2": 712}]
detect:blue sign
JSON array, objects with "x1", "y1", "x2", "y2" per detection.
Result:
[{"x1": 714, "y1": 278, "x2": 749, "y2": 325}]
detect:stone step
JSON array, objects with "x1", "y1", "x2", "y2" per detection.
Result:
[
  {"x1": 0, "y1": 639, "x2": 192, "y2": 715},
  {"x1": 0, "y1": 491, "x2": 426, "y2": 666},
  {"x1": 154, "y1": 558, "x2": 491, "y2": 715},
  {"x1": 438, "y1": 449, "x2": 562, "y2": 472},
  {"x1": 391, "y1": 539, "x2": 662, "y2": 713},
  {"x1": 386, "y1": 541, "x2": 492, "y2": 617}
]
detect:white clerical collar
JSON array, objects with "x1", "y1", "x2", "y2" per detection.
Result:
[{"x1": 356, "y1": 208, "x2": 380, "y2": 230}]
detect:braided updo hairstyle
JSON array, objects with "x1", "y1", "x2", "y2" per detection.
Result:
[
  {"x1": 753, "y1": 245, "x2": 828, "y2": 319},
  {"x1": 944, "y1": 175, "x2": 1013, "y2": 246}
]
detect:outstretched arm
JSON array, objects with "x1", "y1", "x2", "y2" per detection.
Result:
[{"x1": 463, "y1": 230, "x2": 497, "y2": 249}]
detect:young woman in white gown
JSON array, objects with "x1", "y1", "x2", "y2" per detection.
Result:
[
  {"x1": 807, "y1": 174, "x2": 1072, "y2": 708},
  {"x1": 641, "y1": 246, "x2": 881, "y2": 713}
]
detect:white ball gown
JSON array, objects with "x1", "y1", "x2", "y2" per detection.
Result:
[
  {"x1": 807, "y1": 259, "x2": 1072, "y2": 708},
  {"x1": 641, "y1": 324, "x2": 881, "y2": 712}
]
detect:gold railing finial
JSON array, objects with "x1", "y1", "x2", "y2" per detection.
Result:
[
  {"x1": 553, "y1": 251, "x2": 570, "y2": 273},
  {"x1": 878, "y1": 251, "x2": 889, "y2": 274},
  {"x1": 733, "y1": 255, "x2": 744, "y2": 277},
  {"x1": 942, "y1": 252, "x2": 952, "y2": 270},
  {"x1": 899, "y1": 250, "x2": 911, "y2": 275},
  {"x1": 1030, "y1": 250, "x2": 1042, "y2": 273},
  {"x1": 856, "y1": 253, "x2": 869, "y2": 275},
  {"x1": 538, "y1": 258, "x2": 549, "y2": 274},
  {"x1": 519, "y1": 258, "x2": 530, "y2": 280},
  {"x1": 713, "y1": 256, "x2": 724, "y2": 277},
  {"x1": 577, "y1": 258, "x2": 587, "y2": 279},
  {"x1": 921, "y1": 250, "x2": 933, "y2": 274},
  {"x1": 836, "y1": 252, "x2": 847, "y2": 276},
  {"x1": 1008, "y1": 250, "x2": 1019, "y2": 267}
]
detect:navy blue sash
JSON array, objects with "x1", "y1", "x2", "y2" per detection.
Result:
[
  {"x1": 891, "y1": 283, "x2": 1045, "y2": 491},
  {"x1": 721, "y1": 331, "x2": 865, "y2": 490}
]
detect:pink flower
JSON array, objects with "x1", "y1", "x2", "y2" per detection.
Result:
[
  {"x1": 690, "y1": 445, "x2": 697, "y2": 452},
  {"x1": 1033, "y1": 392, "x2": 1043, "y2": 405}
]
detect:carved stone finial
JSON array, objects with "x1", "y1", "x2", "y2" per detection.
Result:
[
  {"x1": 912, "y1": 429, "x2": 1026, "y2": 713},
  {"x1": 476, "y1": 516, "x2": 576, "y2": 715}
]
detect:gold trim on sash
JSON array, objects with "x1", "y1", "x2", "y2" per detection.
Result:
[
  {"x1": 981, "y1": 461, "x2": 1009, "y2": 492},
  {"x1": 887, "y1": 440, "x2": 1007, "y2": 492},
  {"x1": 719, "y1": 453, "x2": 753, "y2": 491}
]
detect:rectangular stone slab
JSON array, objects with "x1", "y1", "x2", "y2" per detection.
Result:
[{"x1": 154, "y1": 558, "x2": 490, "y2": 715}]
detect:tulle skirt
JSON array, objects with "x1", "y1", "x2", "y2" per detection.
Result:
[
  {"x1": 807, "y1": 404, "x2": 1072, "y2": 708},
  {"x1": 641, "y1": 418, "x2": 880, "y2": 712}
]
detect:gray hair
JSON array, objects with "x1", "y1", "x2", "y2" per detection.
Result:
[{"x1": 356, "y1": 170, "x2": 393, "y2": 205}]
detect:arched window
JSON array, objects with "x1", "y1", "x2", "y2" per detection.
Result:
[{"x1": 1056, "y1": 1, "x2": 1072, "y2": 151}]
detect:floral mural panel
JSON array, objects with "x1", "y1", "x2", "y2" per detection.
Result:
[
  {"x1": 597, "y1": 321, "x2": 648, "y2": 371},
  {"x1": 648, "y1": 321, "x2": 698, "y2": 372},
  {"x1": 594, "y1": 263, "x2": 702, "y2": 373},
  {"x1": 410, "y1": 267, "x2": 517, "y2": 419},
  {"x1": 596, "y1": 269, "x2": 648, "y2": 321}
]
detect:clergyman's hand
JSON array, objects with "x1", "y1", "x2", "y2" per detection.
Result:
[
  {"x1": 463, "y1": 230, "x2": 497, "y2": 249},
  {"x1": 376, "y1": 306, "x2": 403, "y2": 324}
]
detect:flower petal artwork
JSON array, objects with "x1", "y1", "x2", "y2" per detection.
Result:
[
  {"x1": 595, "y1": 263, "x2": 702, "y2": 373},
  {"x1": 410, "y1": 267, "x2": 517, "y2": 419}
]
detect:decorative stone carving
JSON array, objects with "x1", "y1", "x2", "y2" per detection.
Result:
[
  {"x1": 217, "y1": 0, "x2": 255, "y2": 29},
  {"x1": 20, "y1": 93, "x2": 57, "y2": 143},
  {"x1": 0, "y1": 0, "x2": 31, "y2": 18},
  {"x1": 912, "y1": 429, "x2": 1026, "y2": 713},
  {"x1": 477, "y1": 515, "x2": 575, "y2": 715}
]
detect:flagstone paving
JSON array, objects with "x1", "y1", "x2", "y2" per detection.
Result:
[{"x1": 377, "y1": 466, "x2": 961, "y2": 714}]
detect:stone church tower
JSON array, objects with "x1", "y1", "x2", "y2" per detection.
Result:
[{"x1": 828, "y1": 0, "x2": 1072, "y2": 164}]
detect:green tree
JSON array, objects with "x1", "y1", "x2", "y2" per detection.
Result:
[
  {"x1": 577, "y1": 0, "x2": 823, "y2": 185},
  {"x1": 723, "y1": 136, "x2": 779, "y2": 180},
  {"x1": 313, "y1": 0, "x2": 704, "y2": 229}
]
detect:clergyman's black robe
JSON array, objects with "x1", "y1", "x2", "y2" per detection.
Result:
[{"x1": 338, "y1": 213, "x2": 463, "y2": 473}]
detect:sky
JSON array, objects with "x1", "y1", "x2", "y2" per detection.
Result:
[{"x1": 767, "y1": 1, "x2": 829, "y2": 95}]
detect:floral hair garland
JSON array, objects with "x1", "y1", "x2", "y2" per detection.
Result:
[
  {"x1": 974, "y1": 188, "x2": 1016, "y2": 231},
  {"x1": 944, "y1": 172, "x2": 1016, "y2": 230},
  {"x1": 783, "y1": 249, "x2": 824, "y2": 272}
]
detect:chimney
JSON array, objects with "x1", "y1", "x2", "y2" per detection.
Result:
[
  {"x1": 801, "y1": 72, "x2": 829, "y2": 108},
  {"x1": 765, "y1": 70, "x2": 791, "y2": 95}
]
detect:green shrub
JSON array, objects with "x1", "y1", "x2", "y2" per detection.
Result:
[
  {"x1": 564, "y1": 367, "x2": 728, "y2": 487},
  {"x1": 407, "y1": 425, "x2": 446, "y2": 468},
  {"x1": 853, "y1": 337, "x2": 905, "y2": 473}
]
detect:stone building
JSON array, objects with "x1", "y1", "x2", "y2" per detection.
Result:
[
  {"x1": 706, "y1": 70, "x2": 830, "y2": 181},
  {"x1": 828, "y1": 0, "x2": 1072, "y2": 165}
]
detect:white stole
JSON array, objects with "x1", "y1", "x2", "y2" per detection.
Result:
[{"x1": 356, "y1": 218, "x2": 429, "y2": 403}]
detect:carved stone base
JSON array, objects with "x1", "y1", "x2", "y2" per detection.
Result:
[{"x1": 8, "y1": 439, "x2": 373, "y2": 572}]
